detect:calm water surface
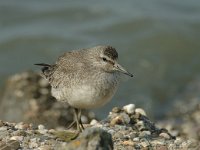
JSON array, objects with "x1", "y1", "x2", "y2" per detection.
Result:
[{"x1": 0, "y1": 0, "x2": 200, "y2": 119}]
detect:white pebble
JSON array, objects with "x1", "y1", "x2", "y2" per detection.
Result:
[
  {"x1": 81, "y1": 115, "x2": 88, "y2": 124},
  {"x1": 135, "y1": 108, "x2": 147, "y2": 116},
  {"x1": 0, "y1": 126, "x2": 8, "y2": 131},
  {"x1": 123, "y1": 104, "x2": 135, "y2": 114},
  {"x1": 159, "y1": 132, "x2": 170, "y2": 140},
  {"x1": 90, "y1": 119, "x2": 98, "y2": 125},
  {"x1": 141, "y1": 131, "x2": 151, "y2": 136},
  {"x1": 38, "y1": 124, "x2": 45, "y2": 130},
  {"x1": 133, "y1": 137, "x2": 140, "y2": 142},
  {"x1": 137, "y1": 121, "x2": 144, "y2": 126},
  {"x1": 10, "y1": 136, "x2": 23, "y2": 141},
  {"x1": 38, "y1": 129, "x2": 48, "y2": 134}
]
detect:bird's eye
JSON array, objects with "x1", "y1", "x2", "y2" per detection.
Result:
[{"x1": 102, "y1": 57, "x2": 107, "y2": 62}]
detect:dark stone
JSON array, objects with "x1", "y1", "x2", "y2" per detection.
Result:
[{"x1": 65, "y1": 128, "x2": 113, "y2": 150}]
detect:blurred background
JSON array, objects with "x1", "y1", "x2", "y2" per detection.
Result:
[{"x1": 0, "y1": 0, "x2": 200, "y2": 120}]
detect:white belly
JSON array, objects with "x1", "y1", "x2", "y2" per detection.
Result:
[
  {"x1": 68, "y1": 84, "x2": 117, "y2": 109},
  {"x1": 51, "y1": 73, "x2": 120, "y2": 109},
  {"x1": 52, "y1": 84, "x2": 118, "y2": 109}
]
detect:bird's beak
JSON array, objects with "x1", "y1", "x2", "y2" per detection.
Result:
[{"x1": 114, "y1": 63, "x2": 133, "y2": 77}]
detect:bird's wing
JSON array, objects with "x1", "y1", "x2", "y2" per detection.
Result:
[{"x1": 48, "y1": 51, "x2": 87, "y2": 88}]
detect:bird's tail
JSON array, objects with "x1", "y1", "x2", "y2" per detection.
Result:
[{"x1": 34, "y1": 63, "x2": 52, "y2": 79}]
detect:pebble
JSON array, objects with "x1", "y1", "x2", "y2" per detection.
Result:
[
  {"x1": 38, "y1": 124, "x2": 45, "y2": 130},
  {"x1": 0, "y1": 140, "x2": 20, "y2": 150},
  {"x1": 140, "y1": 131, "x2": 151, "y2": 137},
  {"x1": 38, "y1": 129, "x2": 48, "y2": 135},
  {"x1": 12, "y1": 130, "x2": 26, "y2": 136},
  {"x1": 123, "y1": 104, "x2": 135, "y2": 114},
  {"x1": 90, "y1": 119, "x2": 98, "y2": 125},
  {"x1": 120, "y1": 113, "x2": 131, "y2": 124},
  {"x1": 174, "y1": 137, "x2": 182, "y2": 145},
  {"x1": 81, "y1": 115, "x2": 88, "y2": 124},
  {"x1": 29, "y1": 142, "x2": 39, "y2": 148},
  {"x1": 112, "y1": 107, "x2": 121, "y2": 113},
  {"x1": 122, "y1": 140, "x2": 134, "y2": 146},
  {"x1": 0, "y1": 126, "x2": 7, "y2": 131},
  {"x1": 0, "y1": 120, "x2": 4, "y2": 127},
  {"x1": 10, "y1": 136, "x2": 24, "y2": 141},
  {"x1": 140, "y1": 141, "x2": 149, "y2": 148},
  {"x1": 15, "y1": 122, "x2": 29, "y2": 130},
  {"x1": 135, "y1": 108, "x2": 147, "y2": 116},
  {"x1": 136, "y1": 121, "x2": 144, "y2": 130},
  {"x1": 159, "y1": 133, "x2": 170, "y2": 140},
  {"x1": 133, "y1": 137, "x2": 140, "y2": 142},
  {"x1": 114, "y1": 132, "x2": 124, "y2": 139},
  {"x1": 38, "y1": 145, "x2": 52, "y2": 150},
  {"x1": 110, "y1": 116, "x2": 123, "y2": 126},
  {"x1": 29, "y1": 138, "x2": 39, "y2": 148}
]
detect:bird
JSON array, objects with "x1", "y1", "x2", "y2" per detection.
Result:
[{"x1": 35, "y1": 45, "x2": 133, "y2": 132}]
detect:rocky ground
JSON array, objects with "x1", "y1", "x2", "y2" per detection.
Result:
[
  {"x1": 0, "y1": 71, "x2": 200, "y2": 149},
  {"x1": 0, "y1": 104, "x2": 199, "y2": 150}
]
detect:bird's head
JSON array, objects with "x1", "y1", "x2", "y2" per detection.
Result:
[{"x1": 88, "y1": 45, "x2": 133, "y2": 77}]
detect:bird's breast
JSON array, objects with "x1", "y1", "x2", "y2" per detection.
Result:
[{"x1": 51, "y1": 73, "x2": 120, "y2": 109}]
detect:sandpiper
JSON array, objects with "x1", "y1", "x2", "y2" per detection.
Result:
[{"x1": 35, "y1": 45, "x2": 133, "y2": 132}]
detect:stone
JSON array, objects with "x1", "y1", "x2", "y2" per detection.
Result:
[
  {"x1": 133, "y1": 137, "x2": 140, "y2": 142},
  {"x1": 122, "y1": 140, "x2": 134, "y2": 146},
  {"x1": 15, "y1": 122, "x2": 29, "y2": 130},
  {"x1": 123, "y1": 104, "x2": 135, "y2": 114},
  {"x1": 90, "y1": 119, "x2": 98, "y2": 125},
  {"x1": 0, "y1": 120, "x2": 4, "y2": 127},
  {"x1": 112, "y1": 107, "x2": 121, "y2": 113},
  {"x1": 64, "y1": 128, "x2": 113, "y2": 150},
  {"x1": 159, "y1": 133, "x2": 170, "y2": 140},
  {"x1": 38, "y1": 124, "x2": 45, "y2": 130},
  {"x1": 0, "y1": 140, "x2": 20, "y2": 150},
  {"x1": 135, "y1": 108, "x2": 147, "y2": 116},
  {"x1": 140, "y1": 131, "x2": 151, "y2": 137},
  {"x1": 10, "y1": 136, "x2": 24, "y2": 141},
  {"x1": 110, "y1": 116, "x2": 123, "y2": 126}
]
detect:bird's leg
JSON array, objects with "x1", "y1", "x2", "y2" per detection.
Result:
[
  {"x1": 74, "y1": 108, "x2": 82, "y2": 132},
  {"x1": 78, "y1": 109, "x2": 84, "y2": 130},
  {"x1": 66, "y1": 120, "x2": 76, "y2": 130}
]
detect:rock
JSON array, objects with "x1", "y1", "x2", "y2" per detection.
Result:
[
  {"x1": 139, "y1": 131, "x2": 151, "y2": 137},
  {"x1": 0, "y1": 71, "x2": 95, "y2": 128},
  {"x1": 0, "y1": 103, "x2": 199, "y2": 150},
  {"x1": 29, "y1": 138, "x2": 39, "y2": 148},
  {"x1": 133, "y1": 137, "x2": 140, "y2": 142},
  {"x1": 0, "y1": 120, "x2": 4, "y2": 127},
  {"x1": 38, "y1": 145, "x2": 52, "y2": 150},
  {"x1": 0, "y1": 140, "x2": 20, "y2": 150},
  {"x1": 64, "y1": 128, "x2": 113, "y2": 150},
  {"x1": 38, "y1": 124, "x2": 45, "y2": 130},
  {"x1": 10, "y1": 136, "x2": 24, "y2": 141},
  {"x1": 15, "y1": 122, "x2": 30, "y2": 130},
  {"x1": 135, "y1": 108, "x2": 147, "y2": 116},
  {"x1": 90, "y1": 119, "x2": 98, "y2": 125},
  {"x1": 122, "y1": 140, "x2": 134, "y2": 146},
  {"x1": 110, "y1": 113, "x2": 130, "y2": 126},
  {"x1": 123, "y1": 104, "x2": 135, "y2": 114},
  {"x1": 112, "y1": 107, "x2": 121, "y2": 113},
  {"x1": 110, "y1": 116, "x2": 123, "y2": 126},
  {"x1": 159, "y1": 133, "x2": 170, "y2": 140}
]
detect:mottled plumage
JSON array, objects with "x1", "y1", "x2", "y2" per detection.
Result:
[{"x1": 35, "y1": 45, "x2": 133, "y2": 131}]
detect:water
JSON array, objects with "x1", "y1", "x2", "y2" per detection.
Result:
[{"x1": 0, "y1": 0, "x2": 200, "y2": 119}]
